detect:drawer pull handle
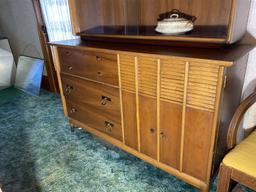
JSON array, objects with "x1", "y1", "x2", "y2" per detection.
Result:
[
  {"x1": 68, "y1": 66, "x2": 73, "y2": 70},
  {"x1": 101, "y1": 96, "x2": 111, "y2": 105},
  {"x1": 65, "y1": 85, "x2": 73, "y2": 94},
  {"x1": 70, "y1": 107, "x2": 77, "y2": 114},
  {"x1": 150, "y1": 128, "x2": 156, "y2": 133},
  {"x1": 160, "y1": 132, "x2": 166, "y2": 139},
  {"x1": 96, "y1": 56, "x2": 102, "y2": 61},
  {"x1": 105, "y1": 121, "x2": 114, "y2": 132}
]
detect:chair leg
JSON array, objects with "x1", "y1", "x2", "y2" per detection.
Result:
[{"x1": 217, "y1": 163, "x2": 232, "y2": 192}]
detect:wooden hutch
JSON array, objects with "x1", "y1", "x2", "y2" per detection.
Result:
[{"x1": 50, "y1": 0, "x2": 253, "y2": 191}]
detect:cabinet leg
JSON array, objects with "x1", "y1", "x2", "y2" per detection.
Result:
[
  {"x1": 70, "y1": 123, "x2": 77, "y2": 132},
  {"x1": 201, "y1": 185, "x2": 209, "y2": 192}
]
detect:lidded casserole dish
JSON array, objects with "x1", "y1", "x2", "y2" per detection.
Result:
[{"x1": 155, "y1": 9, "x2": 196, "y2": 35}]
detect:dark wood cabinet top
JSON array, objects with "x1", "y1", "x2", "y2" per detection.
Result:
[{"x1": 50, "y1": 39, "x2": 254, "y2": 65}]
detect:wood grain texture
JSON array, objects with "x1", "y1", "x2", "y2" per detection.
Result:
[
  {"x1": 216, "y1": 164, "x2": 232, "y2": 192},
  {"x1": 137, "y1": 57, "x2": 158, "y2": 98},
  {"x1": 182, "y1": 108, "x2": 214, "y2": 181},
  {"x1": 49, "y1": 39, "x2": 254, "y2": 64},
  {"x1": 69, "y1": 117, "x2": 207, "y2": 190},
  {"x1": 68, "y1": 0, "x2": 250, "y2": 43},
  {"x1": 227, "y1": 0, "x2": 252, "y2": 43},
  {"x1": 187, "y1": 62, "x2": 219, "y2": 112},
  {"x1": 52, "y1": 46, "x2": 68, "y2": 116},
  {"x1": 60, "y1": 73, "x2": 120, "y2": 115},
  {"x1": 66, "y1": 99, "x2": 122, "y2": 141},
  {"x1": 231, "y1": 168, "x2": 256, "y2": 191},
  {"x1": 119, "y1": 55, "x2": 136, "y2": 93},
  {"x1": 58, "y1": 47, "x2": 119, "y2": 86},
  {"x1": 160, "y1": 101, "x2": 182, "y2": 169},
  {"x1": 122, "y1": 91, "x2": 138, "y2": 150},
  {"x1": 139, "y1": 95, "x2": 157, "y2": 159},
  {"x1": 160, "y1": 59, "x2": 185, "y2": 105}
]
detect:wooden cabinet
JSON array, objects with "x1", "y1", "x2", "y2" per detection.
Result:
[
  {"x1": 51, "y1": 40, "x2": 251, "y2": 192},
  {"x1": 68, "y1": 0, "x2": 251, "y2": 44}
]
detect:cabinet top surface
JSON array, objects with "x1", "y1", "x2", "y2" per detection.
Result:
[{"x1": 50, "y1": 39, "x2": 254, "y2": 66}]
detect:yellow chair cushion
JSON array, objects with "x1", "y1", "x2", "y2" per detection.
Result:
[{"x1": 223, "y1": 131, "x2": 256, "y2": 177}]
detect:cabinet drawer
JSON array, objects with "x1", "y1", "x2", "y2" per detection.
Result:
[
  {"x1": 66, "y1": 99, "x2": 122, "y2": 141},
  {"x1": 58, "y1": 47, "x2": 119, "y2": 86},
  {"x1": 61, "y1": 73, "x2": 120, "y2": 114}
]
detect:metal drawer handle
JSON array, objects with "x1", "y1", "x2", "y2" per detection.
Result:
[
  {"x1": 68, "y1": 66, "x2": 73, "y2": 70},
  {"x1": 65, "y1": 85, "x2": 73, "y2": 94},
  {"x1": 105, "y1": 121, "x2": 114, "y2": 132},
  {"x1": 101, "y1": 96, "x2": 111, "y2": 105},
  {"x1": 70, "y1": 107, "x2": 77, "y2": 114},
  {"x1": 96, "y1": 56, "x2": 102, "y2": 61}
]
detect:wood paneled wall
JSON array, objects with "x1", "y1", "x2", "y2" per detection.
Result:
[{"x1": 75, "y1": 0, "x2": 232, "y2": 30}]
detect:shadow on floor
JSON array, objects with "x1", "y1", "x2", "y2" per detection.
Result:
[{"x1": 0, "y1": 87, "x2": 41, "y2": 191}]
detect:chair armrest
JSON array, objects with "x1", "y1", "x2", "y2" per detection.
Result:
[{"x1": 227, "y1": 91, "x2": 256, "y2": 150}]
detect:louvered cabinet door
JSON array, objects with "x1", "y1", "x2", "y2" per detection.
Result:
[
  {"x1": 119, "y1": 55, "x2": 138, "y2": 150},
  {"x1": 159, "y1": 59, "x2": 184, "y2": 169},
  {"x1": 182, "y1": 62, "x2": 222, "y2": 182},
  {"x1": 137, "y1": 57, "x2": 158, "y2": 159}
]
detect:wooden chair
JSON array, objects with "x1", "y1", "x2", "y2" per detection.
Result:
[{"x1": 217, "y1": 91, "x2": 256, "y2": 192}]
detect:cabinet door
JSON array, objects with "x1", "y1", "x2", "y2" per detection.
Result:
[
  {"x1": 119, "y1": 55, "x2": 138, "y2": 150},
  {"x1": 182, "y1": 62, "x2": 221, "y2": 181},
  {"x1": 139, "y1": 95, "x2": 157, "y2": 159},
  {"x1": 138, "y1": 57, "x2": 158, "y2": 159},
  {"x1": 159, "y1": 59, "x2": 185, "y2": 169}
]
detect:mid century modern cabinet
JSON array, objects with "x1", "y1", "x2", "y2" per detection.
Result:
[{"x1": 50, "y1": 0, "x2": 253, "y2": 191}]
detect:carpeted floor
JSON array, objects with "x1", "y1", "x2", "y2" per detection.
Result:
[{"x1": 0, "y1": 88, "x2": 252, "y2": 192}]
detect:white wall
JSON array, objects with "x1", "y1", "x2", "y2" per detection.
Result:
[
  {"x1": 0, "y1": 0, "x2": 43, "y2": 63},
  {"x1": 242, "y1": 0, "x2": 256, "y2": 131}
]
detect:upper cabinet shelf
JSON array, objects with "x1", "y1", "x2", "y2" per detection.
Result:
[{"x1": 68, "y1": 0, "x2": 251, "y2": 44}]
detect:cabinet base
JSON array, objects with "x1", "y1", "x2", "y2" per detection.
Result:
[{"x1": 69, "y1": 117, "x2": 210, "y2": 191}]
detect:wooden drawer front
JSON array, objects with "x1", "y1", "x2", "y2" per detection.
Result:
[
  {"x1": 160, "y1": 59, "x2": 186, "y2": 105},
  {"x1": 58, "y1": 47, "x2": 119, "y2": 86},
  {"x1": 119, "y1": 55, "x2": 136, "y2": 93},
  {"x1": 66, "y1": 100, "x2": 122, "y2": 141},
  {"x1": 187, "y1": 62, "x2": 220, "y2": 112},
  {"x1": 138, "y1": 57, "x2": 158, "y2": 98},
  {"x1": 61, "y1": 73, "x2": 120, "y2": 114}
]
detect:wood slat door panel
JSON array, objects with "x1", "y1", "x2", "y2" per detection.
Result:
[
  {"x1": 160, "y1": 101, "x2": 182, "y2": 169},
  {"x1": 139, "y1": 95, "x2": 157, "y2": 159},
  {"x1": 138, "y1": 57, "x2": 158, "y2": 98},
  {"x1": 159, "y1": 59, "x2": 185, "y2": 169},
  {"x1": 187, "y1": 62, "x2": 219, "y2": 112},
  {"x1": 137, "y1": 57, "x2": 158, "y2": 159},
  {"x1": 182, "y1": 62, "x2": 220, "y2": 181},
  {"x1": 119, "y1": 55, "x2": 138, "y2": 149}
]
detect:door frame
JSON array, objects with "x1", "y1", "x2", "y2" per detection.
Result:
[{"x1": 32, "y1": 0, "x2": 59, "y2": 93}]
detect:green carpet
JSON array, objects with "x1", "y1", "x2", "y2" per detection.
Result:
[{"x1": 0, "y1": 88, "x2": 253, "y2": 192}]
